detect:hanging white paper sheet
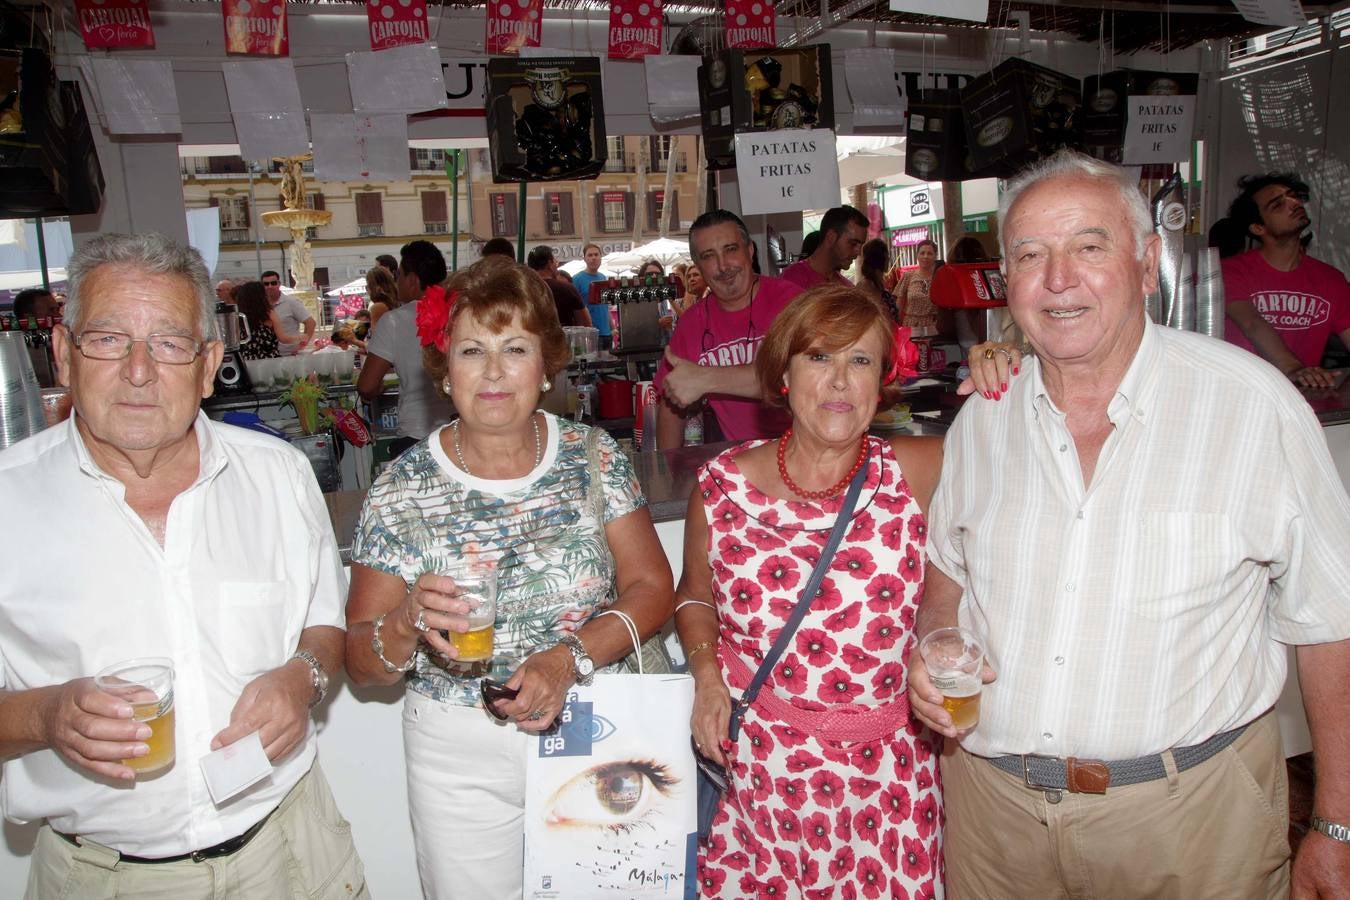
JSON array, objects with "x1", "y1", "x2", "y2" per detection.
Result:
[
  {"x1": 844, "y1": 48, "x2": 904, "y2": 127},
  {"x1": 1122, "y1": 94, "x2": 1196, "y2": 164},
  {"x1": 78, "y1": 58, "x2": 182, "y2": 134},
  {"x1": 1229, "y1": 0, "x2": 1307, "y2": 27},
  {"x1": 311, "y1": 113, "x2": 410, "y2": 181},
  {"x1": 644, "y1": 55, "x2": 702, "y2": 125},
  {"x1": 887, "y1": 0, "x2": 988, "y2": 23},
  {"x1": 347, "y1": 43, "x2": 449, "y2": 114},
  {"x1": 223, "y1": 59, "x2": 309, "y2": 161},
  {"x1": 734, "y1": 128, "x2": 840, "y2": 215}
]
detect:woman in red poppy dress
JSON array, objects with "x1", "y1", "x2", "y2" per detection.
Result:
[{"x1": 676, "y1": 285, "x2": 951, "y2": 899}]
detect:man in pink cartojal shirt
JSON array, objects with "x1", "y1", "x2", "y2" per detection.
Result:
[
  {"x1": 1222, "y1": 172, "x2": 1350, "y2": 390},
  {"x1": 655, "y1": 210, "x2": 803, "y2": 449}
]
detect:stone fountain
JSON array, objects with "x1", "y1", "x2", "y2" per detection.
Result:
[{"x1": 260, "y1": 154, "x2": 333, "y2": 306}]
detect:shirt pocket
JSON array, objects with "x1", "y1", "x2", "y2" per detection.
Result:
[
  {"x1": 218, "y1": 581, "x2": 292, "y2": 679},
  {"x1": 1128, "y1": 512, "x2": 1239, "y2": 623}
]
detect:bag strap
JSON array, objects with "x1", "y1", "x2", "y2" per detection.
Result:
[
  {"x1": 597, "y1": 608, "x2": 643, "y2": 674},
  {"x1": 730, "y1": 458, "x2": 869, "y2": 731}
]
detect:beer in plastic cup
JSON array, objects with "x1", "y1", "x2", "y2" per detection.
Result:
[
  {"x1": 95, "y1": 658, "x2": 176, "y2": 776},
  {"x1": 919, "y1": 627, "x2": 985, "y2": 730},
  {"x1": 426, "y1": 557, "x2": 498, "y2": 663}
]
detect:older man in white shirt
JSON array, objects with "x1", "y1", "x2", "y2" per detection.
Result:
[
  {"x1": 0, "y1": 234, "x2": 366, "y2": 898},
  {"x1": 909, "y1": 151, "x2": 1350, "y2": 898}
]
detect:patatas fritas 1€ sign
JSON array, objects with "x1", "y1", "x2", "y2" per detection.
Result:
[{"x1": 734, "y1": 128, "x2": 840, "y2": 215}]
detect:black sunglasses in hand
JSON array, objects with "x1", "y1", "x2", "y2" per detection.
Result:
[{"x1": 480, "y1": 678, "x2": 560, "y2": 733}]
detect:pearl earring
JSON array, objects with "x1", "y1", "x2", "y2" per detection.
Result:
[
  {"x1": 442, "y1": 377, "x2": 451, "y2": 394},
  {"x1": 541, "y1": 378, "x2": 552, "y2": 392}
]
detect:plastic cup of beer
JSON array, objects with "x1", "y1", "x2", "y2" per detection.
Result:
[
  {"x1": 429, "y1": 558, "x2": 498, "y2": 663},
  {"x1": 919, "y1": 627, "x2": 985, "y2": 731},
  {"x1": 94, "y1": 658, "x2": 175, "y2": 777}
]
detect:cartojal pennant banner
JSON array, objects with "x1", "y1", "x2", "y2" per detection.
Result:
[
  {"x1": 724, "y1": 0, "x2": 775, "y2": 49},
  {"x1": 486, "y1": 0, "x2": 543, "y2": 55},
  {"x1": 367, "y1": 0, "x2": 430, "y2": 50},
  {"x1": 222, "y1": 0, "x2": 289, "y2": 57},
  {"x1": 74, "y1": 0, "x2": 155, "y2": 49},
  {"x1": 608, "y1": 0, "x2": 662, "y2": 61}
]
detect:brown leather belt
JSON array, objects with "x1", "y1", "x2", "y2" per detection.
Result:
[{"x1": 56, "y1": 809, "x2": 272, "y2": 865}]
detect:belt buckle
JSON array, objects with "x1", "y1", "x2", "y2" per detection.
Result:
[{"x1": 1020, "y1": 754, "x2": 1061, "y2": 791}]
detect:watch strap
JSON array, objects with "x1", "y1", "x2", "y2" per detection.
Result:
[
  {"x1": 557, "y1": 632, "x2": 594, "y2": 685},
  {"x1": 1311, "y1": 815, "x2": 1350, "y2": 844}
]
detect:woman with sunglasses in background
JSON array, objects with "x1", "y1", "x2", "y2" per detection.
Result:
[
  {"x1": 344, "y1": 256, "x2": 673, "y2": 900},
  {"x1": 677, "y1": 285, "x2": 974, "y2": 899}
]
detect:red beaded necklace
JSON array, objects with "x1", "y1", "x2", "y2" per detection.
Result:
[{"x1": 776, "y1": 427, "x2": 869, "y2": 501}]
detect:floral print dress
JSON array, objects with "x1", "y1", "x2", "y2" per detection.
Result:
[{"x1": 697, "y1": 438, "x2": 944, "y2": 900}]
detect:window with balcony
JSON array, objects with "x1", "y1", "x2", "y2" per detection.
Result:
[
  {"x1": 649, "y1": 135, "x2": 675, "y2": 172},
  {"x1": 422, "y1": 191, "x2": 449, "y2": 234},
  {"x1": 604, "y1": 136, "x2": 626, "y2": 172},
  {"x1": 355, "y1": 192, "x2": 384, "y2": 237},
  {"x1": 212, "y1": 196, "x2": 251, "y2": 243},
  {"x1": 489, "y1": 192, "x2": 518, "y2": 238},
  {"x1": 597, "y1": 192, "x2": 632, "y2": 234},
  {"x1": 411, "y1": 148, "x2": 448, "y2": 172},
  {"x1": 647, "y1": 190, "x2": 681, "y2": 232},
  {"x1": 545, "y1": 191, "x2": 574, "y2": 236}
]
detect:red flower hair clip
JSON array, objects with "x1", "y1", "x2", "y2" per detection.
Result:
[
  {"x1": 884, "y1": 324, "x2": 920, "y2": 385},
  {"x1": 415, "y1": 285, "x2": 456, "y2": 352}
]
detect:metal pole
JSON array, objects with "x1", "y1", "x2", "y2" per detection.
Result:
[
  {"x1": 34, "y1": 219, "x2": 50, "y2": 291},
  {"x1": 447, "y1": 150, "x2": 460, "y2": 271},
  {"x1": 516, "y1": 182, "x2": 527, "y2": 263},
  {"x1": 248, "y1": 164, "x2": 263, "y2": 274}
]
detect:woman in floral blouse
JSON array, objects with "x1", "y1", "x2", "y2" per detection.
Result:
[{"x1": 344, "y1": 256, "x2": 673, "y2": 900}]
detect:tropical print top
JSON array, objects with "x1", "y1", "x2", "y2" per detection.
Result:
[{"x1": 350, "y1": 413, "x2": 646, "y2": 706}]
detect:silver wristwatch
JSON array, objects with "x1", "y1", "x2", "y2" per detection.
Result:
[
  {"x1": 1311, "y1": 815, "x2": 1350, "y2": 844},
  {"x1": 556, "y1": 633, "x2": 595, "y2": 686},
  {"x1": 291, "y1": 649, "x2": 329, "y2": 708}
]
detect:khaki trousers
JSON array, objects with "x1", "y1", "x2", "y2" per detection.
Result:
[
  {"x1": 942, "y1": 713, "x2": 1290, "y2": 900},
  {"x1": 24, "y1": 762, "x2": 369, "y2": 900}
]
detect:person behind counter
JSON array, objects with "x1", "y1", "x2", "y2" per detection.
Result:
[
  {"x1": 0, "y1": 233, "x2": 365, "y2": 897},
  {"x1": 236, "y1": 279, "x2": 297, "y2": 360},
  {"x1": 676, "y1": 285, "x2": 949, "y2": 899},
  {"x1": 1221, "y1": 172, "x2": 1350, "y2": 389},
  {"x1": 858, "y1": 237, "x2": 900, "y2": 322},
  {"x1": 345, "y1": 255, "x2": 673, "y2": 900},
  {"x1": 571, "y1": 243, "x2": 613, "y2": 349},
  {"x1": 357, "y1": 240, "x2": 455, "y2": 457},
  {"x1": 910, "y1": 149, "x2": 1350, "y2": 898},
  {"x1": 779, "y1": 204, "x2": 868, "y2": 290},
  {"x1": 655, "y1": 209, "x2": 805, "y2": 449}
]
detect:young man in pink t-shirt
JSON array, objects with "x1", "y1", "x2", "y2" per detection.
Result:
[
  {"x1": 1222, "y1": 173, "x2": 1350, "y2": 389},
  {"x1": 780, "y1": 204, "x2": 867, "y2": 290}
]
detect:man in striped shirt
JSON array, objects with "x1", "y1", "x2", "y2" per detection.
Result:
[{"x1": 910, "y1": 151, "x2": 1350, "y2": 898}]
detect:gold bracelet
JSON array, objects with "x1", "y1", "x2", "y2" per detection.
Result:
[{"x1": 684, "y1": 640, "x2": 716, "y2": 661}]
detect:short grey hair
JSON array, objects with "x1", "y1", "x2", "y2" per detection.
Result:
[
  {"x1": 997, "y1": 150, "x2": 1153, "y2": 268},
  {"x1": 66, "y1": 234, "x2": 219, "y2": 341}
]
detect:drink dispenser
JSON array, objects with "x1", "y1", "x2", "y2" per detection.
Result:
[{"x1": 928, "y1": 262, "x2": 1018, "y2": 349}]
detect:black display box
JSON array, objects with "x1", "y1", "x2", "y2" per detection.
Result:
[
  {"x1": 960, "y1": 58, "x2": 1080, "y2": 177},
  {"x1": 1080, "y1": 70, "x2": 1199, "y2": 164},
  {"x1": 903, "y1": 89, "x2": 976, "y2": 182},
  {"x1": 485, "y1": 56, "x2": 607, "y2": 183},
  {"x1": 697, "y1": 45, "x2": 834, "y2": 170}
]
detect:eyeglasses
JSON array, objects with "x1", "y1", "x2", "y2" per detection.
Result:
[
  {"x1": 701, "y1": 298, "x2": 755, "y2": 358},
  {"x1": 73, "y1": 330, "x2": 205, "y2": 365}
]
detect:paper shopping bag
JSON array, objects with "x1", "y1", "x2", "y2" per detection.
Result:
[{"x1": 523, "y1": 673, "x2": 697, "y2": 899}]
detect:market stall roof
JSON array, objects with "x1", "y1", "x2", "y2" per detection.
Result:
[{"x1": 271, "y1": 0, "x2": 1322, "y2": 53}]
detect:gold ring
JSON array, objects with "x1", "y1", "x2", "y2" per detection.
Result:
[
  {"x1": 983, "y1": 347, "x2": 996, "y2": 360},
  {"x1": 995, "y1": 347, "x2": 1013, "y2": 361}
]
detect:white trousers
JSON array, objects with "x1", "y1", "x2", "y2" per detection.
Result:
[{"x1": 403, "y1": 690, "x2": 530, "y2": 900}]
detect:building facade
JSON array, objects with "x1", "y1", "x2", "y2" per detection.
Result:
[{"x1": 180, "y1": 135, "x2": 701, "y2": 289}]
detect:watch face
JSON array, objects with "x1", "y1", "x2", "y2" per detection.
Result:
[{"x1": 577, "y1": 657, "x2": 595, "y2": 676}]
